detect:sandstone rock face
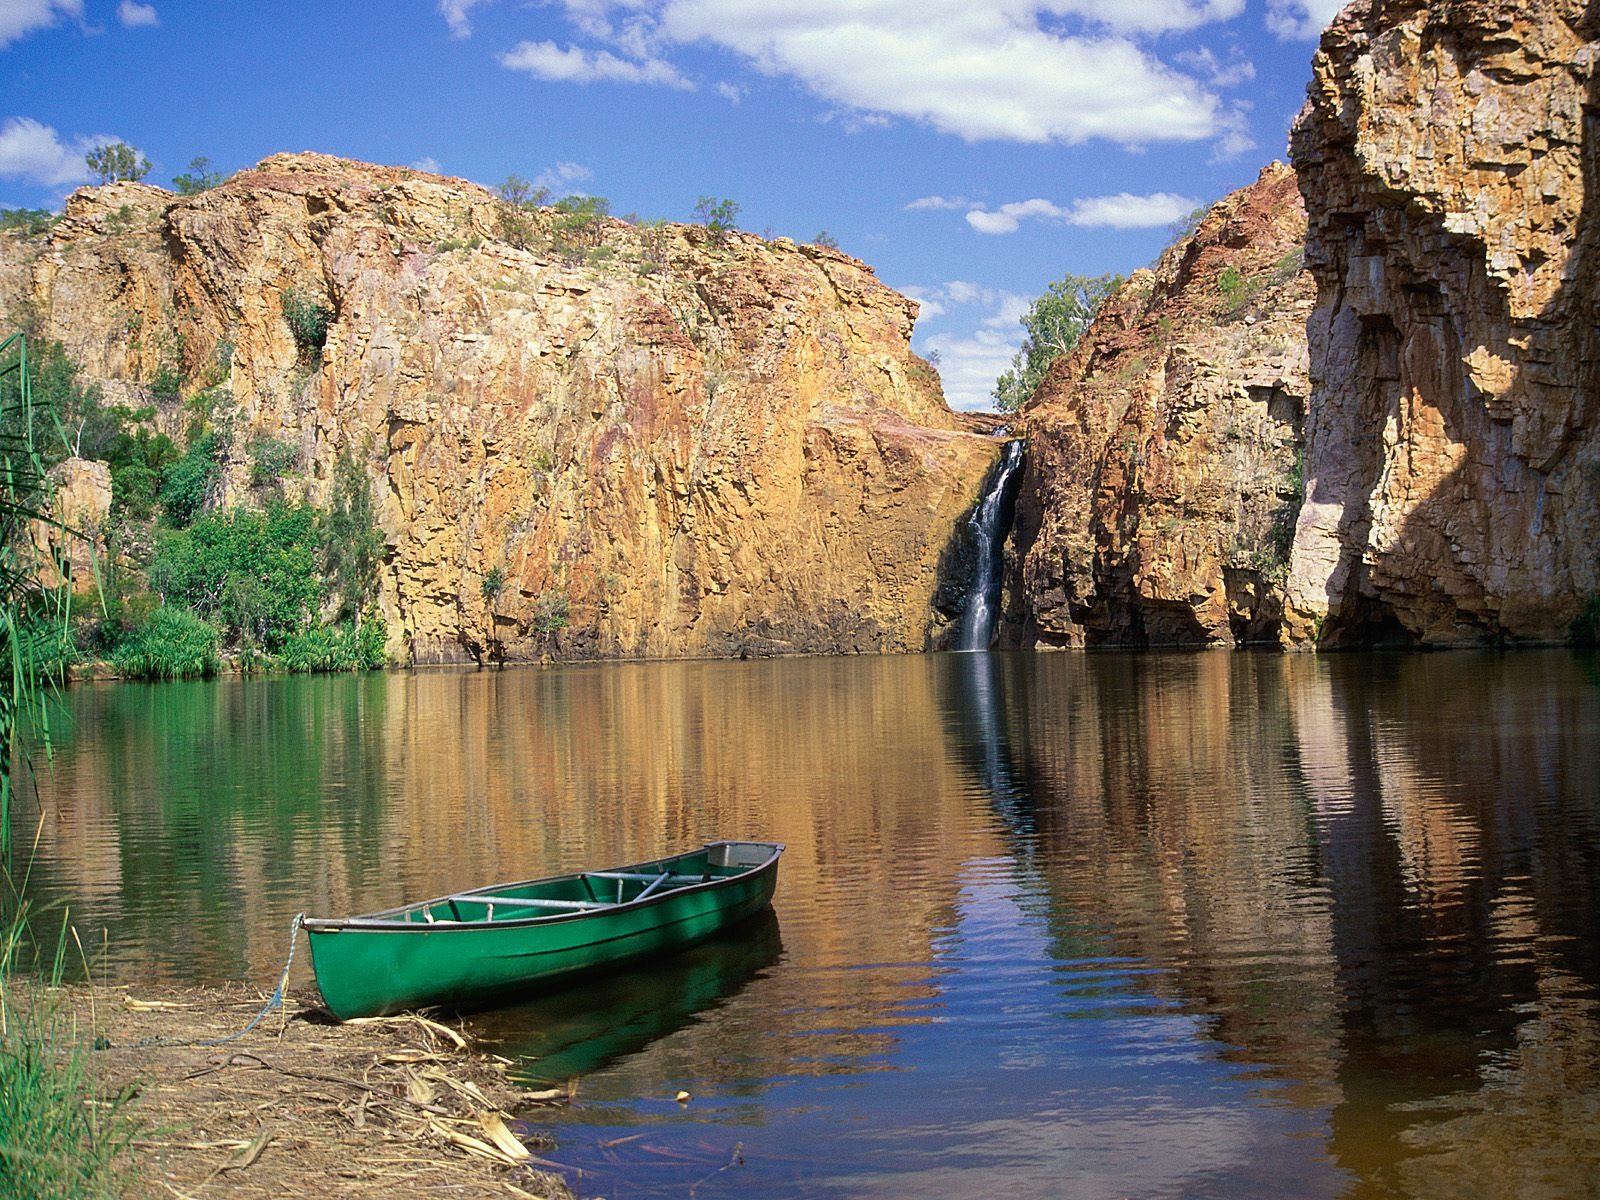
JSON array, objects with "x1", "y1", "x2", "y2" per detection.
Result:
[
  {"x1": 1009, "y1": 164, "x2": 1314, "y2": 648},
  {"x1": 0, "y1": 154, "x2": 998, "y2": 662},
  {"x1": 31, "y1": 457, "x2": 112, "y2": 595},
  {"x1": 1288, "y1": 0, "x2": 1600, "y2": 644}
]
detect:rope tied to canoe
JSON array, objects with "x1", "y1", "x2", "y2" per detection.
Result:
[{"x1": 110, "y1": 911, "x2": 305, "y2": 1050}]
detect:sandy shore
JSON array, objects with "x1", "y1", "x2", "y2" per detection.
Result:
[{"x1": 53, "y1": 981, "x2": 576, "y2": 1199}]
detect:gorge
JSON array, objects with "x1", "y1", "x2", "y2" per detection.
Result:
[{"x1": 3, "y1": 0, "x2": 1599, "y2": 663}]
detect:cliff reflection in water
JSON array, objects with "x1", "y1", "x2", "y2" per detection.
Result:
[
  {"x1": 941, "y1": 650, "x2": 1600, "y2": 1196},
  {"x1": 21, "y1": 651, "x2": 1600, "y2": 1197}
]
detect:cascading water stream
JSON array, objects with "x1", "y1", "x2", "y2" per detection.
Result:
[{"x1": 955, "y1": 439, "x2": 1026, "y2": 652}]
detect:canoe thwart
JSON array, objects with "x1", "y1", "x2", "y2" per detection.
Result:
[{"x1": 446, "y1": 895, "x2": 606, "y2": 912}]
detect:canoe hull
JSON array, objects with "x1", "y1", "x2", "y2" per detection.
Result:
[{"x1": 304, "y1": 841, "x2": 781, "y2": 1020}]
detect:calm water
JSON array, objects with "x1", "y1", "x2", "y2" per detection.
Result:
[{"x1": 18, "y1": 650, "x2": 1600, "y2": 1198}]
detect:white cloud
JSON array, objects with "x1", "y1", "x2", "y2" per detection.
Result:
[
  {"x1": 716, "y1": 80, "x2": 744, "y2": 103},
  {"x1": 116, "y1": 1, "x2": 158, "y2": 28},
  {"x1": 411, "y1": 156, "x2": 442, "y2": 173},
  {"x1": 966, "y1": 191, "x2": 1197, "y2": 234},
  {"x1": 899, "y1": 280, "x2": 1033, "y2": 409},
  {"x1": 905, "y1": 195, "x2": 973, "y2": 211},
  {"x1": 504, "y1": 1, "x2": 1244, "y2": 149},
  {"x1": 0, "y1": 116, "x2": 114, "y2": 187},
  {"x1": 532, "y1": 160, "x2": 594, "y2": 195},
  {"x1": 1177, "y1": 45, "x2": 1255, "y2": 88},
  {"x1": 1265, "y1": 0, "x2": 1343, "y2": 40},
  {"x1": 498, "y1": 39, "x2": 692, "y2": 88},
  {"x1": 966, "y1": 198, "x2": 1068, "y2": 235},
  {"x1": 1039, "y1": 0, "x2": 1246, "y2": 35},
  {"x1": 1065, "y1": 191, "x2": 1198, "y2": 228},
  {"x1": 439, "y1": 0, "x2": 491, "y2": 38},
  {"x1": 1, "y1": 0, "x2": 83, "y2": 48},
  {"x1": 919, "y1": 324, "x2": 1020, "y2": 411}
]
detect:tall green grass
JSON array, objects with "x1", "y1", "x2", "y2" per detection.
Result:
[
  {"x1": 1, "y1": 899, "x2": 140, "y2": 1200},
  {"x1": 109, "y1": 606, "x2": 220, "y2": 680},
  {"x1": 1, "y1": 332, "x2": 141, "y2": 1196}
]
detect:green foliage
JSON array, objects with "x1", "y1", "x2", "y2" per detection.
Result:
[
  {"x1": 280, "y1": 287, "x2": 333, "y2": 363},
  {"x1": 0, "y1": 332, "x2": 69, "y2": 866},
  {"x1": 319, "y1": 450, "x2": 384, "y2": 621},
  {"x1": 481, "y1": 565, "x2": 506, "y2": 604},
  {"x1": 1217, "y1": 266, "x2": 1246, "y2": 307},
  {"x1": 497, "y1": 175, "x2": 551, "y2": 209},
  {"x1": 1167, "y1": 203, "x2": 1210, "y2": 245},
  {"x1": 532, "y1": 589, "x2": 569, "y2": 634},
  {"x1": 493, "y1": 176, "x2": 552, "y2": 249},
  {"x1": 551, "y1": 194, "x2": 612, "y2": 259},
  {"x1": 1, "y1": 904, "x2": 142, "y2": 1200},
  {"x1": 274, "y1": 617, "x2": 387, "y2": 673},
  {"x1": 84, "y1": 142, "x2": 150, "y2": 184},
  {"x1": 247, "y1": 435, "x2": 299, "y2": 486},
  {"x1": 0, "y1": 209, "x2": 54, "y2": 236},
  {"x1": 152, "y1": 501, "x2": 321, "y2": 649},
  {"x1": 157, "y1": 429, "x2": 222, "y2": 527},
  {"x1": 811, "y1": 230, "x2": 839, "y2": 250},
  {"x1": 635, "y1": 219, "x2": 670, "y2": 274},
  {"x1": 693, "y1": 196, "x2": 740, "y2": 247},
  {"x1": 993, "y1": 272, "x2": 1122, "y2": 412},
  {"x1": 109, "y1": 606, "x2": 220, "y2": 680},
  {"x1": 171, "y1": 156, "x2": 222, "y2": 195}
]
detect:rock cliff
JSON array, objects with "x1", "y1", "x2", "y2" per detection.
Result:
[
  {"x1": 1009, "y1": 163, "x2": 1315, "y2": 647},
  {"x1": 0, "y1": 153, "x2": 998, "y2": 662},
  {"x1": 1288, "y1": 0, "x2": 1600, "y2": 644}
]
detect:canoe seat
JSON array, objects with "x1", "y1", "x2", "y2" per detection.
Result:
[{"x1": 445, "y1": 895, "x2": 606, "y2": 912}]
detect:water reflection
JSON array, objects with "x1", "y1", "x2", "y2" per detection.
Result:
[
  {"x1": 19, "y1": 650, "x2": 1600, "y2": 1198},
  {"x1": 481, "y1": 910, "x2": 783, "y2": 1087}
]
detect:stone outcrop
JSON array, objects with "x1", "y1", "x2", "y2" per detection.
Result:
[
  {"x1": 0, "y1": 153, "x2": 998, "y2": 662},
  {"x1": 1009, "y1": 163, "x2": 1315, "y2": 648},
  {"x1": 30, "y1": 457, "x2": 112, "y2": 594},
  {"x1": 1288, "y1": 0, "x2": 1600, "y2": 644}
]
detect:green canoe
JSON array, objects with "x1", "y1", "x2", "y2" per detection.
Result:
[{"x1": 304, "y1": 840, "x2": 784, "y2": 1020}]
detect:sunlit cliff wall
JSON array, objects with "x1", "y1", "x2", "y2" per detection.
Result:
[
  {"x1": 0, "y1": 153, "x2": 998, "y2": 663},
  {"x1": 1287, "y1": 0, "x2": 1600, "y2": 644}
]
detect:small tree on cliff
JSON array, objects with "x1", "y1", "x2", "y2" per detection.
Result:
[
  {"x1": 693, "y1": 196, "x2": 740, "y2": 247},
  {"x1": 320, "y1": 449, "x2": 384, "y2": 622},
  {"x1": 85, "y1": 142, "x2": 152, "y2": 184},
  {"x1": 172, "y1": 156, "x2": 223, "y2": 195},
  {"x1": 993, "y1": 272, "x2": 1122, "y2": 412}
]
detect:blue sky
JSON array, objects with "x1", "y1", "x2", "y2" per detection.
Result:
[{"x1": 1, "y1": 0, "x2": 1342, "y2": 409}]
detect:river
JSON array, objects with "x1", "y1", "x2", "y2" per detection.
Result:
[{"x1": 18, "y1": 649, "x2": 1600, "y2": 1198}]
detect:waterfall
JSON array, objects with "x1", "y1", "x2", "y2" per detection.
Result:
[{"x1": 955, "y1": 439, "x2": 1026, "y2": 652}]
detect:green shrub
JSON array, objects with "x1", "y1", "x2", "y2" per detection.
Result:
[
  {"x1": 0, "y1": 208, "x2": 54, "y2": 236},
  {"x1": 532, "y1": 589, "x2": 569, "y2": 634},
  {"x1": 247, "y1": 435, "x2": 299, "y2": 486},
  {"x1": 551, "y1": 195, "x2": 611, "y2": 260},
  {"x1": 151, "y1": 501, "x2": 320, "y2": 650},
  {"x1": 693, "y1": 196, "x2": 740, "y2": 247},
  {"x1": 281, "y1": 288, "x2": 333, "y2": 362},
  {"x1": 171, "y1": 156, "x2": 222, "y2": 196},
  {"x1": 110, "y1": 607, "x2": 220, "y2": 679},
  {"x1": 1, "y1": 905, "x2": 142, "y2": 1200},
  {"x1": 275, "y1": 617, "x2": 387, "y2": 673},
  {"x1": 319, "y1": 451, "x2": 384, "y2": 621},
  {"x1": 158, "y1": 430, "x2": 222, "y2": 526}
]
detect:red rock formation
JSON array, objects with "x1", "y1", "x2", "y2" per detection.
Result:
[
  {"x1": 1288, "y1": 0, "x2": 1600, "y2": 644},
  {"x1": 1011, "y1": 164, "x2": 1315, "y2": 647},
  {"x1": 0, "y1": 154, "x2": 998, "y2": 662}
]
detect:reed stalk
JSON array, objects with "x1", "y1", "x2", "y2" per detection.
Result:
[{"x1": 0, "y1": 332, "x2": 140, "y2": 1196}]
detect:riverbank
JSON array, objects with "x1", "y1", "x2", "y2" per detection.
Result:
[{"x1": 49, "y1": 982, "x2": 574, "y2": 1198}]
